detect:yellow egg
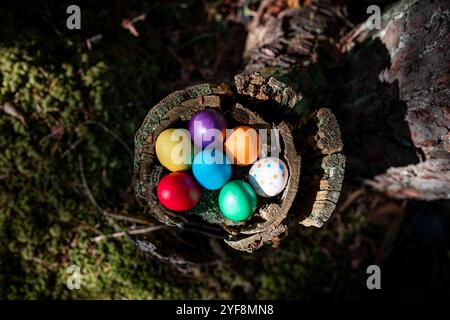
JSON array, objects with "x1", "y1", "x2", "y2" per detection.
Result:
[
  {"x1": 155, "y1": 128, "x2": 193, "y2": 172},
  {"x1": 224, "y1": 126, "x2": 260, "y2": 166}
]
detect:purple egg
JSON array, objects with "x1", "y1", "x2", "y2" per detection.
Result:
[{"x1": 188, "y1": 109, "x2": 227, "y2": 148}]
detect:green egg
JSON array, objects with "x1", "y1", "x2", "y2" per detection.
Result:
[{"x1": 219, "y1": 180, "x2": 257, "y2": 222}]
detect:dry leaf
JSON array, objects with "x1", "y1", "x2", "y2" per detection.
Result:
[
  {"x1": 121, "y1": 13, "x2": 146, "y2": 37},
  {"x1": 338, "y1": 188, "x2": 365, "y2": 213},
  {"x1": 50, "y1": 124, "x2": 65, "y2": 141},
  {"x1": 122, "y1": 19, "x2": 139, "y2": 37},
  {"x1": 1, "y1": 103, "x2": 27, "y2": 126}
]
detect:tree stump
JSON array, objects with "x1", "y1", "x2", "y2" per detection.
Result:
[{"x1": 133, "y1": 72, "x2": 345, "y2": 255}]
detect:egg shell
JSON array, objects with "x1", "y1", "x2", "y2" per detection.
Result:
[
  {"x1": 219, "y1": 180, "x2": 257, "y2": 222},
  {"x1": 157, "y1": 172, "x2": 201, "y2": 211},
  {"x1": 155, "y1": 128, "x2": 193, "y2": 172},
  {"x1": 188, "y1": 109, "x2": 227, "y2": 149},
  {"x1": 248, "y1": 157, "x2": 289, "y2": 197},
  {"x1": 224, "y1": 126, "x2": 260, "y2": 166},
  {"x1": 192, "y1": 149, "x2": 231, "y2": 190}
]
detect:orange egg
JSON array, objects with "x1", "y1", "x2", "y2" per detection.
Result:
[{"x1": 224, "y1": 126, "x2": 260, "y2": 166}]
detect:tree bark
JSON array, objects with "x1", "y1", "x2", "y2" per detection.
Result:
[
  {"x1": 355, "y1": 0, "x2": 450, "y2": 200},
  {"x1": 243, "y1": 0, "x2": 450, "y2": 201}
]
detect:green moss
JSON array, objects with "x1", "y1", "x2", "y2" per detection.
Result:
[
  {"x1": 0, "y1": 1, "x2": 187, "y2": 299},
  {"x1": 0, "y1": 0, "x2": 369, "y2": 300}
]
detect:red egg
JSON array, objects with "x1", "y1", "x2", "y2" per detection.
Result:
[{"x1": 157, "y1": 172, "x2": 201, "y2": 211}]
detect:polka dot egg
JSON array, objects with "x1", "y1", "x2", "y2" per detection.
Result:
[{"x1": 248, "y1": 157, "x2": 288, "y2": 197}]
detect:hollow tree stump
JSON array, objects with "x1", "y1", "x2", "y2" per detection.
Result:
[{"x1": 133, "y1": 72, "x2": 345, "y2": 254}]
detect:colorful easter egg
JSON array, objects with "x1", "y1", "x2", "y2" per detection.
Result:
[
  {"x1": 192, "y1": 149, "x2": 231, "y2": 190},
  {"x1": 224, "y1": 126, "x2": 260, "y2": 166},
  {"x1": 188, "y1": 109, "x2": 227, "y2": 149},
  {"x1": 155, "y1": 128, "x2": 193, "y2": 172},
  {"x1": 219, "y1": 180, "x2": 257, "y2": 222},
  {"x1": 157, "y1": 172, "x2": 201, "y2": 211},
  {"x1": 248, "y1": 157, "x2": 288, "y2": 197}
]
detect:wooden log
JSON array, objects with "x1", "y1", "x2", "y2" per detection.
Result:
[{"x1": 296, "y1": 108, "x2": 345, "y2": 228}]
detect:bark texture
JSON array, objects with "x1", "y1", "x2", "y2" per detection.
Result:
[
  {"x1": 358, "y1": 0, "x2": 450, "y2": 200},
  {"x1": 244, "y1": 0, "x2": 348, "y2": 73},
  {"x1": 244, "y1": 0, "x2": 450, "y2": 201},
  {"x1": 296, "y1": 108, "x2": 345, "y2": 227}
]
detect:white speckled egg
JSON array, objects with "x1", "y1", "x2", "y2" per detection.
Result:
[{"x1": 248, "y1": 157, "x2": 289, "y2": 197}]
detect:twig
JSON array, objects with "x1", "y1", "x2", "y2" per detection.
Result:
[
  {"x1": 31, "y1": 257, "x2": 58, "y2": 271},
  {"x1": 130, "y1": 13, "x2": 146, "y2": 24},
  {"x1": 1, "y1": 103, "x2": 27, "y2": 126},
  {"x1": 41, "y1": 125, "x2": 64, "y2": 142},
  {"x1": 182, "y1": 227, "x2": 226, "y2": 240},
  {"x1": 79, "y1": 155, "x2": 172, "y2": 244},
  {"x1": 338, "y1": 188, "x2": 365, "y2": 213},
  {"x1": 60, "y1": 138, "x2": 85, "y2": 159},
  {"x1": 121, "y1": 13, "x2": 146, "y2": 37},
  {"x1": 106, "y1": 212, "x2": 154, "y2": 226},
  {"x1": 86, "y1": 34, "x2": 103, "y2": 50},
  {"x1": 181, "y1": 221, "x2": 225, "y2": 233},
  {"x1": 338, "y1": 23, "x2": 367, "y2": 54},
  {"x1": 77, "y1": 221, "x2": 103, "y2": 235},
  {"x1": 78, "y1": 154, "x2": 118, "y2": 230},
  {"x1": 91, "y1": 225, "x2": 169, "y2": 242},
  {"x1": 82, "y1": 121, "x2": 133, "y2": 159},
  {"x1": 41, "y1": 5, "x2": 63, "y2": 37}
]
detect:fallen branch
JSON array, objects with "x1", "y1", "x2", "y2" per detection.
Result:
[
  {"x1": 90, "y1": 225, "x2": 170, "y2": 242},
  {"x1": 106, "y1": 212, "x2": 154, "y2": 226}
]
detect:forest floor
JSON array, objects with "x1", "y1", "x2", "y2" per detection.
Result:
[{"x1": 0, "y1": 0, "x2": 448, "y2": 299}]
